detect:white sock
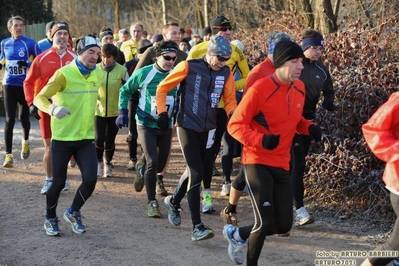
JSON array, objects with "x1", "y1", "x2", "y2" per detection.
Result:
[
  {"x1": 45, "y1": 176, "x2": 53, "y2": 181},
  {"x1": 22, "y1": 139, "x2": 29, "y2": 144}
]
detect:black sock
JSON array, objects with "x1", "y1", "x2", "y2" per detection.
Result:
[{"x1": 227, "y1": 204, "x2": 237, "y2": 214}]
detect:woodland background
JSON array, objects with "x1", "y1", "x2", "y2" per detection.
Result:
[{"x1": 0, "y1": 0, "x2": 399, "y2": 228}]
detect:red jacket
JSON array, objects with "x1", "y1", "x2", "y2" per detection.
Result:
[
  {"x1": 228, "y1": 74, "x2": 313, "y2": 170},
  {"x1": 245, "y1": 57, "x2": 275, "y2": 91},
  {"x1": 24, "y1": 47, "x2": 76, "y2": 106},
  {"x1": 362, "y1": 91, "x2": 399, "y2": 192}
]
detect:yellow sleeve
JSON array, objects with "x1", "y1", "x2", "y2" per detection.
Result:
[
  {"x1": 229, "y1": 44, "x2": 250, "y2": 90},
  {"x1": 156, "y1": 61, "x2": 189, "y2": 114},
  {"x1": 120, "y1": 40, "x2": 133, "y2": 62},
  {"x1": 33, "y1": 71, "x2": 66, "y2": 114},
  {"x1": 187, "y1": 41, "x2": 209, "y2": 60}
]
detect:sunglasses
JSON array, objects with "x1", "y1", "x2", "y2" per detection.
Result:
[
  {"x1": 217, "y1": 55, "x2": 230, "y2": 62},
  {"x1": 162, "y1": 55, "x2": 177, "y2": 61},
  {"x1": 213, "y1": 26, "x2": 232, "y2": 31}
]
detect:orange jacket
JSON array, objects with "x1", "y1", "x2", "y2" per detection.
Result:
[
  {"x1": 24, "y1": 47, "x2": 76, "y2": 106},
  {"x1": 245, "y1": 57, "x2": 275, "y2": 91},
  {"x1": 362, "y1": 91, "x2": 399, "y2": 192},
  {"x1": 228, "y1": 74, "x2": 313, "y2": 170}
]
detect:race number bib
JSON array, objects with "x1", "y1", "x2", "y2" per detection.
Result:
[
  {"x1": 206, "y1": 129, "x2": 216, "y2": 149},
  {"x1": 151, "y1": 96, "x2": 175, "y2": 118},
  {"x1": 7, "y1": 60, "x2": 26, "y2": 76}
]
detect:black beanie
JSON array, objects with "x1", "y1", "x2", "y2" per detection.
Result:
[
  {"x1": 273, "y1": 40, "x2": 304, "y2": 68},
  {"x1": 210, "y1": 15, "x2": 231, "y2": 35}
]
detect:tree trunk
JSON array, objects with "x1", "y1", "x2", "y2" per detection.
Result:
[
  {"x1": 204, "y1": 0, "x2": 209, "y2": 27},
  {"x1": 111, "y1": 0, "x2": 120, "y2": 29},
  {"x1": 300, "y1": 0, "x2": 314, "y2": 29},
  {"x1": 316, "y1": 0, "x2": 339, "y2": 34},
  {"x1": 161, "y1": 0, "x2": 167, "y2": 25}
]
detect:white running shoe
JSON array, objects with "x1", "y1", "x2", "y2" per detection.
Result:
[
  {"x1": 41, "y1": 180, "x2": 53, "y2": 195},
  {"x1": 221, "y1": 182, "x2": 231, "y2": 196},
  {"x1": 63, "y1": 180, "x2": 70, "y2": 191},
  {"x1": 104, "y1": 163, "x2": 113, "y2": 177},
  {"x1": 295, "y1": 207, "x2": 315, "y2": 226},
  {"x1": 97, "y1": 162, "x2": 103, "y2": 177}
]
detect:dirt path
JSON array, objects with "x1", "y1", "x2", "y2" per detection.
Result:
[{"x1": 0, "y1": 117, "x2": 385, "y2": 266}]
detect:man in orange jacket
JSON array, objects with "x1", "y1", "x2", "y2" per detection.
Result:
[{"x1": 24, "y1": 22, "x2": 76, "y2": 194}]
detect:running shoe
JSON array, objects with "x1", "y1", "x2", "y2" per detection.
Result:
[
  {"x1": 221, "y1": 181, "x2": 231, "y2": 196},
  {"x1": 220, "y1": 206, "x2": 238, "y2": 226},
  {"x1": 63, "y1": 210, "x2": 86, "y2": 234},
  {"x1": 134, "y1": 161, "x2": 145, "y2": 192},
  {"x1": 62, "y1": 180, "x2": 70, "y2": 191},
  {"x1": 223, "y1": 224, "x2": 246, "y2": 264},
  {"x1": 44, "y1": 217, "x2": 61, "y2": 236},
  {"x1": 41, "y1": 179, "x2": 53, "y2": 195},
  {"x1": 192, "y1": 223, "x2": 214, "y2": 241},
  {"x1": 147, "y1": 200, "x2": 161, "y2": 218},
  {"x1": 164, "y1": 195, "x2": 182, "y2": 226},
  {"x1": 3, "y1": 154, "x2": 13, "y2": 168},
  {"x1": 156, "y1": 180, "x2": 168, "y2": 196},
  {"x1": 104, "y1": 163, "x2": 113, "y2": 177},
  {"x1": 295, "y1": 207, "x2": 315, "y2": 226},
  {"x1": 202, "y1": 190, "x2": 215, "y2": 213},
  {"x1": 97, "y1": 162, "x2": 103, "y2": 177},
  {"x1": 127, "y1": 159, "x2": 136, "y2": 170},
  {"x1": 21, "y1": 139, "x2": 30, "y2": 160}
]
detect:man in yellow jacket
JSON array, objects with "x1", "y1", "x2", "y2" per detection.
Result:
[{"x1": 34, "y1": 35, "x2": 103, "y2": 237}]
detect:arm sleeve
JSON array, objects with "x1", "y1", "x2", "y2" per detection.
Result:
[
  {"x1": 222, "y1": 71, "x2": 237, "y2": 116},
  {"x1": 23, "y1": 57, "x2": 41, "y2": 106},
  {"x1": 322, "y1": 70, "x2": 335, "y2": 108},
  {"x1": 232, "y1": 48, "x2": 250, "y2": 90},
  {"x1": 118, "y1": 71, "x2": 141, "y2": 109},
  {"x1": 33, "y1": 71, "x2": 66, "y2": 114},
  {"x1": 227, "y1": 88, "x2": 263, "y2": 148},
  {"x1": 156, "y1": 61, "x2": 188, "y2": 114},
  {"x1": 362, "y1": 95, "x2": 399, "y2": 163}
]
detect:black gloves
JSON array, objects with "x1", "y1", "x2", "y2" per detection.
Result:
[
  {"x1": 115, "y1": 109, "x2": 129, "y2": 128},
  {"x1": 0, "y1": 63, "x2": 2, "y2": 70},
  {"x1": 17, "y1": 61, "x2": 28, "y2": 68},
  {"x1": 157, "y1": 112, "x2": 169, "y2": 130},
  {"x1": 322, "y1": 99, "x2": 335, "y2": 112},
  {"x1": 29, "y1": 104, "x2": 41, "y2": 120},
  {"x1": 262, "y1": 134, "x2": 280, "y2": 150},
  {"x1": 309, "y1": 125, "x2": 322, "y2": 142}
]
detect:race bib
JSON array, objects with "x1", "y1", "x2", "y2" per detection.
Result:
[
  {"x1": 151, "y1": 95, "x2": 175, "y2": 118},
  {"x1": 206, "y1": 129, "x2": 216, "y2": 149},
  {"x1": 7, "y1": 60, "x2": 26, "y2": 76}
]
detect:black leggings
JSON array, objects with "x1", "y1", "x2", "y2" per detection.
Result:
[
  {"x1": 137, "y1": 125, "x2": 172, "y2": 202},
  {"x1": 173, "y1": 127, "x2": 214, "y2": 226},
  {"x1": 222, "y1": 129, "x2": 241, "y2": 182},
  {"x1": 203, "y1": 108, "x2": 228, "y2": 188},
  {"x1": 369, "y1": 193, "x2": 399, "y2": 266},
  {"x1": 238, "y1": 164, "x2": 293, "y2": 266},
  {"x1": 46, "y1": 140, "x2": 97, "y2": 219},
  {"x1": 95, "y1": 116, "x2": 119, "y2": 163},
  {"x1": 290, "y1": 133, "x2": 311, "y2": 209},
  {"x1": 127, "y1": 95, "x2": 139, "y2": 161},
  {"x1": 3, "y1": 85, "x2": 30, "y2": 153}
]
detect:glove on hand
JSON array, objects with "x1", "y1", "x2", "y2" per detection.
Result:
[
  {"x1": 49, "y1": 104, "x2": 71, "y2": 119},
  {"x1": 29, "y1": 104, "x2": 41, "y2": 120},
  {"x1": 115, "y1": 109, "x2": 129, "y2": 128},
  {"x1": 262, "y1": 134, "x2": 280, "y2": 150},
  {"x1": 322, "y1": 99, "x2": 335, "y2": 112},
  {"x1": 17, "y1": 61, "x2": 28, "y2": 68},
  {"x1": 0, "y1": 63, "x2": 2, "y2": 70},
  {"x1": 157, "y1": 112, "x2": 169, "y2": 131},
  {"x1": 309, "y1": 124, "x2": 322, "y2": 142}
]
